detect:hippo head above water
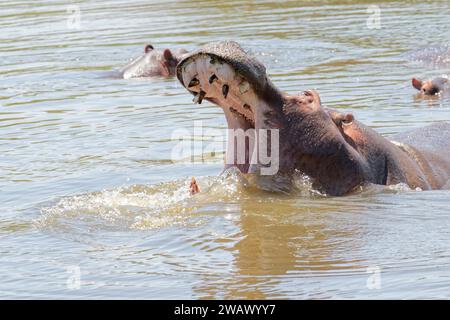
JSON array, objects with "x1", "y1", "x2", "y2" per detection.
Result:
[
  {"x1": 177, "y1": 41, "x2": 450, "y2": 195},
  {"x1": 120, "y1": 44, "x2": 188, "y2": 79},
  {"x1": 412, "y1": 76, "x2": 449, "y2": 95}
]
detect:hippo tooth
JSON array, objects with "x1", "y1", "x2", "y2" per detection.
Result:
[
  {"x1": 209, "y1": 74, "x2": 218, "y2": 84},
  {"x1": 193, "y1": 93, "x2": 200, "y2": 104},
  {"x1": 239, "y1": 81, "x2": 250, "y2": 94},
  {"x1": 198, "y1": 91, "x2": 206, "y2": 104},
  {"x1": 222, "y1": 85, "x2": 229, "y2": 99},
  {"x1": 193, "y1": 90, "x2": 206, "y2": 104},
  {"x1": 188, "y1": 78, "x2": 200, "y2": 88}
]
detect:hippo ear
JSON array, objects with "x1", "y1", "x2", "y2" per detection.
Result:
[
  {"x1": 163, "y1": 49, "x2": 174, "y2": 61},
  {"x1": 412, "y1": 78, "x2": 423, "y2": 91},
  {"x1": 159, "y1": 49, "x2": 174, "y2": 77},
  {"x1": 144, "y1": 44, "x2": 154, "y2": 53}
]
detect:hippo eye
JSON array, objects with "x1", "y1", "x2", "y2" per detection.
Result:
[
  {"x1": 342, "y1": 113, "x2": 354, "y2": 126},
  {"x1": 342, "y1": 119, "x2": 353, "y2": 126}
]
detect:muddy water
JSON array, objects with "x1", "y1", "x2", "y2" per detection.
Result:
[{"x1": 1, "y1": 0, "x2": 450, "y2": 299}]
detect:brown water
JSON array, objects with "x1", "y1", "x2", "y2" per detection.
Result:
[{"x1": 1, "y1": 0, "x2": 450, "y2": 299}]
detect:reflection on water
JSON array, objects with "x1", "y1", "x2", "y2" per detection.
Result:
[
  {"x1": 1, "y1": 0, "x2": 450, "y2": 299},
  {"x1": 34, "y1": 172, "x2": 449, "y2": 299}
]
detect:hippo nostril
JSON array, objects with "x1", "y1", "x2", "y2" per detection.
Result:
[
  {"x1": 188, "y1": 78, "x2": 200, "y2": 88},
  {"x1": 222, "y1": 85, "x2": 229, "y2": 99},
  {"x1": 303, "y1": 90, "x2": 313, "y2": 97}
]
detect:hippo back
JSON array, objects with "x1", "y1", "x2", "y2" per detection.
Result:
[
  {"x1": 391, "y1": 122, "x2": 450, "y2": 187},
  {"x1": 406, "y1": 44, "x2": 450, "y2": 68},
  {"x1": 392, "y1": 122, "x2": 450, "y2": 156}
]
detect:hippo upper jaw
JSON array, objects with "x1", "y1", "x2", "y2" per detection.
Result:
[{"x1": 177, "y1": 42, "x2": 286, "y2": 131}]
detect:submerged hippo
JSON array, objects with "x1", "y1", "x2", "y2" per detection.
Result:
[
  {"x1": 412, "y1": 76, "x2": 449, "y2": 95},
  {"x1": 406, "y1": 44, "x2": 450, "y2": 68},
  {"x1": 119, "y1": 44, "x2": 188, "y2": 79},
  {"x1": 177, "y1": 41, "x2": 450, "y2": 196}
]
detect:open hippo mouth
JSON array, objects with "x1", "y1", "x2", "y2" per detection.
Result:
[
  {"x1": 176, "y1": 41, "x2": 286, "y2": 174},
  {"x1": 175, "y1": 41, "x2": 365, "y2": 188},
  {"x1": 176, "y1": 41, "x2": 344, "y2": 178}
]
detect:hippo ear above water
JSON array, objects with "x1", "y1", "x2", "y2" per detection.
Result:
[
  {"x1": 412, "y1": 78, "x2": 423, "y2": 91},
  {"x1": 159, "y1": 49, "x2": 174, "y2": 77},
  {"x1": 163, "y1": 49, "x2": 174, "y2": 60}
]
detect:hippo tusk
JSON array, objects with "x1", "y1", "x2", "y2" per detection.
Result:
[{"x1": 193, "y1": 90, "x2": 206, "y2": 104}]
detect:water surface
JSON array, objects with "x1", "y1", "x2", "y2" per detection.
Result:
[{"x1": 1, "y1": 0, "x2": 450, "y2": 299}]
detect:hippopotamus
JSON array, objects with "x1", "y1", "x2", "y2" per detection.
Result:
[
  {"x1": 412, "y1": 76, "x2": 449, "y2": 95},
  {"x1": 406, "y1": 44, "x2": 450, "y2": 68},
  {"x1": 119, "y1": 44, "x2": 188, "y2": 79},
  {"x1": 177, "y1": 41, "x2": 450, "y2": 196}
]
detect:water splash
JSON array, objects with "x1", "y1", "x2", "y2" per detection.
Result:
[
  {"x1": 35, "y1": 170, "x2": 256, "y2": 234},
  {"x1": 36, "y1": 178, "x2": 198, "y2": 233},
  {"x1": 36, "y1": 166, "x2": 423, "y2": 239}
]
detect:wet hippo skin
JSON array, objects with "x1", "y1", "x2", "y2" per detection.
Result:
[
  {"x1": 176, "y1": 41, "x2": 450, "y2": 196},
  {"x1": 120, "y1": 44, "x2": 188, "y2": 79}
]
